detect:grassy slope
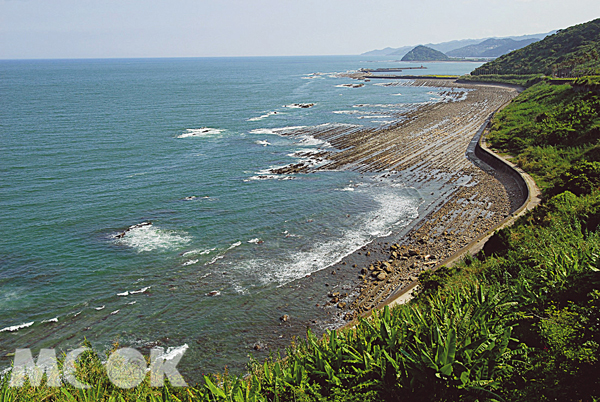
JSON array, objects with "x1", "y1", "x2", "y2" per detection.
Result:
[
  {"x1": 464, "y1": 18, "x2": 600, "y2": 87},
  {"x1": 421, "y1": 81, "x2": 600, "y2": 400},
  {"x1": 471, "y1": 18, "x2": 600, "y2": 76},
  {"x1": 487, "y1": 82, "x2": 600, "y2": 195},
  {"x1": 5, "y1": 25, "x2": 600, "y2": 401},
  {"x1": 3, "y1": 82, "x2": 600, "y2": 402}
]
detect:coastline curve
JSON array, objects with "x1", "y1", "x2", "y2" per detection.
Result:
[{"x1": 383, "y1": 108, "x2": 541, "y2": 310}]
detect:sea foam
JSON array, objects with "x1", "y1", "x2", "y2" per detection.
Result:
[
  {"x1": 235, "y1": 183, "x2": 420, "y2": 286},
  {"x1": 0, "y1": 321, "x2": 34, "y2": 333},
  {"x1": 115, "y1": 224, "x2": 191, "y2": 253},
  {"x1": 177, "y1": 128, "x2": 224, "y2": 138}
]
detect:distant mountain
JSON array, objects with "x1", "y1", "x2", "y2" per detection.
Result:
[
  {"x1": 401, "y1": 46, "x2": 450, "y2": 62},
  {"x1": 472, "y1": 18, "x2": 600, "y2": 76},
  {"x1": 447, "y1": 38, "x2": 539, "y2": 58},
  {"x1": 362, "y1": 46, "x2": 413, "y2": 57},
  {"x1": 361, "y1": 32, "x2": 552, "y2": 58},
  {"x1": 427, "y1": 39, "x2": 488, "y2": 54},
  {"x1": 361, "y1": 47, "x2": 409, "y2": 57}
]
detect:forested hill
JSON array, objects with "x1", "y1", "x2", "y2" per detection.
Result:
[
  {"x1": 472, "y1": 18, "x2": 600, "y2": 77},
  {"x1": 401, "y1": 45, "x2": 450, "y2": 61},
  {"x1": 447, "y1": 37, "x2": 538, "y2": 58}
]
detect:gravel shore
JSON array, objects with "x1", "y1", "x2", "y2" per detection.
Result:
[{"x1": 273, "y1": 79, "x2": 521, "y2": 321}]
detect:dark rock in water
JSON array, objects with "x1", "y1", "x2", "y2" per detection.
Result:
[
  {"x1": 280, "y1": 314, "x2": 290, "y2": 322},
  {"x1": 253, "y1": 342, "x2": 266, "y2": 351},
  {"x1": 206, "y1": 291, "x2": 220, "y2": 297},
  {"x1": 116, "y1": 221, "x2": 152, "y2": 239},
  {"x1": 285, "y1": 103, "x2": 315, "y2": 109}
]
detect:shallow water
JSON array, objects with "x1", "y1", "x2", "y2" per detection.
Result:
[{"x1": 0, "y1": 56, "x2": 483, "y2": 380}]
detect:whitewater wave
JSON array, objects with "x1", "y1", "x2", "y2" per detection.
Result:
[
  {"x1": 245, "y1": 174, "x2": 295, "y2": 182},
  {"x1": 155, "y1": 344, "x2": 189, "y2": 361},
  {"x1": 336, "y1": 83, "x2": 364, "y2": 88},
  {"x1": 282, "y1": 103, "x2": 315, "y2": 108},
  {"x1": 227, "y1": 241, "x2": 242, "y2": 250},
  {"x1": 248, "y1": 111, "x2": 280, "y2": 121},
  {"x1": 130, "y1": 286, "x2": 151, "y2": 295},
  {"x1": 0, "y1": 321, "x2": 34, "y2": 333},
  {"x1": 249, "y1": 126, "x2": 306, "y2": 135},
  {"x1": 182, "y1": 248, "x2": 215, "y2": 257},
  {"x1": 205, "y1": 255, "x2": 224, "y2": 265},
  {"x1": 177, "y1": 128, "x2": 224, "y2": 138},
  {"x1": 296, "y1": 135, "x2": 329, "y2": 147},
  {"x1": 115, "y1": 224, "x2": 191, "y2": 253},
  {"x1": 235, "y1": 184, "x2": 420, "y2": 286}
]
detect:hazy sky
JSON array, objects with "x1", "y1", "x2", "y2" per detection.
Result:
[{"x1": 1, "y1": 0, "x2": 599, "y2": 59}]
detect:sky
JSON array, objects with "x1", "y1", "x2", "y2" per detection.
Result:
[{"x1": 1, "y1": 0, "x2": 599, "y2": 59}]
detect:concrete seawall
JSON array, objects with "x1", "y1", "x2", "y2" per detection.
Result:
[
  {"x1": 384, "y1": 112, "x2": 541, "y2": 308},
  {"x1": 467, "y1": 115, "x2": 528, "y2": 211}
]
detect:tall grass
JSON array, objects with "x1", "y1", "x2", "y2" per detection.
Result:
[{"x1": 3, "y1": 77, "x2": 600, "y2": 402}]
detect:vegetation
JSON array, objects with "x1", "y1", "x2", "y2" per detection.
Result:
[
  {"x1": 3, "y1": 77, "x2": 599, "y2": 402},
  {"x1": 4, "y1": 19, "x2": 600, "y2": 402},
  {"x1": 459, "y1": 74, "x2": 543, "y2": 87},
  {"x1": 486, "y1": 81, "x2": 600, "y2": 195},
  {"x1": 401, "y1": 45, "x2": 450, "y2": 62},
  {"x1": 471, "y1": 18, "x2": 600, "y2": 77},
  {"x1": 447, "y1": 38, "x2": 539, "y2": 58}
]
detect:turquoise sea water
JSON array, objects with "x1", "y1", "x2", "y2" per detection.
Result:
[{"x1": 0, "y1": 57, "x2": 482, "y2": 379}]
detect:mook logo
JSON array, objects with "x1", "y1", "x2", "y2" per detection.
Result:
[{"x1": 8, "y1": 346, "x2": 188, "y2": 389}]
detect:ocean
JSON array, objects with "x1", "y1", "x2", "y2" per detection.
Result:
[{"x1": 0, "y1": 56, "x2": 483, "y2": 380}]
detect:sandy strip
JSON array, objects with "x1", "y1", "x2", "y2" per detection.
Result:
[{"x1": 276, "y1": 79, "x2": 525, "y2": 319}]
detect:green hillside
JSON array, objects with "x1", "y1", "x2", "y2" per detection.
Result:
[
  {"x1": 4, "y1": 19, "x2": 600, "y2": 402},
  {"x1": 448, "y1": 38, "x2": 539, "y2": 58},
  {"x1": 401, "y1": 45, "x2": 450, "y2": 61},
  {"x1": 472, "y1": 18, "x2": 600, "y2": 77}
]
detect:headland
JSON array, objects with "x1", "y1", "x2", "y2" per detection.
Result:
[{"x1": 266, "y1": 78, "x2": 525, "y2": 326}]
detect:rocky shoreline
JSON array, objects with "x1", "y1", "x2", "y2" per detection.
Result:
[
  {"x1": 243, "y1": 79, "x2": 525, "y2": 361},
  {"x1": 272, "y1": 79, "x2": 521, "y2": 322}
]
